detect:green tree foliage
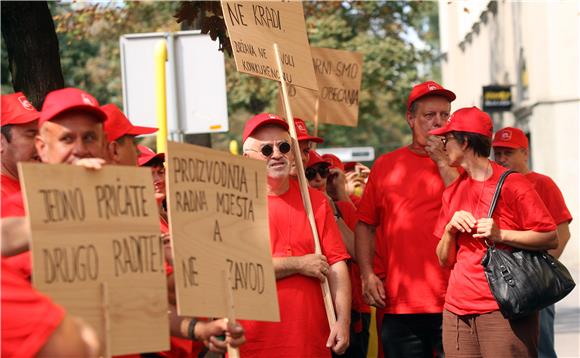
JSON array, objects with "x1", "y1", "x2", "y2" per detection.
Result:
[{"x1": 1, "y1": 1, "x2": 439, "y2": 157}]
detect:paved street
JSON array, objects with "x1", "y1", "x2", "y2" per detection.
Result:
[{"x1": 555, "y1": 261, "x2": 580, "y2": 357}]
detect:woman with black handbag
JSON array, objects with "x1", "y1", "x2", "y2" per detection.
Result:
[{"x1": 430, "y1": 107, "x2": 558, "y2": 357}]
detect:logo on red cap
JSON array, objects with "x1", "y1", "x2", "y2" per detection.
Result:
[
  {"x1": 296, "y1": 122, "x2": 306, "y2": 132},
  {"x1": 500, "y1": 130, "x2": 512, "y2": 141},
  {"x1": 81, "y1": 93, "x2": 96, "y2": 106},
  {"x1": 428, "y1": 85, "x2": 437, "y2": 91},
  {"x1": 17, "y1": 96, "x2": 34, "y2": 111}
]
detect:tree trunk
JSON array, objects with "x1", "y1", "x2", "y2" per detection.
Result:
[{"x1": 1, "y1": 1, "x2": 64, "y2": 108}]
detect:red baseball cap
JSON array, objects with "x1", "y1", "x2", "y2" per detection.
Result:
[
  {"x1": 306, "y1": 150, "x2": 330, "y2": 168},
  {"x1": 322, "y1": 153, "x2": 344, "y2": 171},
  {"x1": 242, "y1": 113, "x2": 289, "y2": 143},
  {"x1": 39, "y1": 88, "x2": 107, "y2": 126},
  {"x1": 102, "y1": 104, "x2": 157, "y2": 142},
  {"x1": 137, "y1": 145, "x2": 165, "y2": 167},
  {"x1": 407, "y1": 81, "x2": 456, "y2": 111},
  {"x1": 430, "y1": 107, "x2": 493, "y2": 138},
  {"x1": 294, "y1": 118, "x2": 323, "y2": 143},
  {"x1": 492, "y1": 127, "x2": 528, "y2": 149},
  {"x1": 1, "y1": 92, "x2": 40, "y2": 126}
]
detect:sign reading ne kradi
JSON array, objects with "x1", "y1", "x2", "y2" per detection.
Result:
[
  {"x1": 166, "y1": 142, "x2": 279, "y2": 322},
  {"x1": 19, "y1": 163, "x2": 169, "y2": 356},
  {"x1": 221, "y1": 1, "x2": 317, "y2": 90}
]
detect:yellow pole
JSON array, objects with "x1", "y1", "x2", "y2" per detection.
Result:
[{"x1": 155, "y1": 39, "x2": 168, "y2": 154}]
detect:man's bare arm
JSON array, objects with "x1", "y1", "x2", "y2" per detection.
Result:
[
  {"x1": 1, "y1": 217, "x2": 30, "y2": 257},
  {"x1": 549, "y1": 222, "x2": 571, "y2": 259},
  {"x1": 273, "y1": 254, "x2": 329, "y2": 281}
]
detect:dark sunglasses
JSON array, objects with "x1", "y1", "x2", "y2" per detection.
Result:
[
  {"x1": 252, "y1": 141, "x2": 291, "y2": 157},
  {"x1": 305, "y1": 165, "x2": 330, "y2": 181}
]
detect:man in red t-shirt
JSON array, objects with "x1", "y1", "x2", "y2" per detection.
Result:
[
  {"x1": 2, "y1": 88, "x2": 109, "y2": 281},
  {"x1": 2, "y1": 259, "x2": 100, "y2": 358},
  {"x1": 322, "y1": 153, "x2": 372, "y2": 358},
  {"x1": 1, "y1": 92, "x2": 40, "y2": 203},
  {"x1": 356, "y1": 81, "x2": 458, "y2": 357},
  {"x1": 492, "y1": 126, "x2": 572, "y2": 358},
  {"x1": 240, "y1": 113, "x2": 351, "y2": 357}
]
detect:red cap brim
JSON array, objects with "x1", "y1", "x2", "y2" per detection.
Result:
[
  {"x1": 2, "y1": 112, "x2": 40, "y2": 126},
  {"x1": 126, "y1": 125, "x2": 158, "y2": 137},
  {"x1": 298, "y1": 134, "x2": 324, "y2": 143},
  {"x1": 138, "y1": 152, "x2": 165, "y2": 167},
  {"x1": 429, "y1": 125, "x2": 452, "y2": 136},
  {"x1": 491, "y1": 141, "x2": 522, "y2": 149}
]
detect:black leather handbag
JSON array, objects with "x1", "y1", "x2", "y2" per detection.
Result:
[{"x1": 481, "y1": 170, "x2": 576, "y2": 319}]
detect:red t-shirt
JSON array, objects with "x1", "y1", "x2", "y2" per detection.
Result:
[
  {"x1": 434, "y1": 162, "x2": 557, "y2": 315},
  {"x1": 239, "y1": 180, "x2": 349, "y2": 358},
  {"x1": 1, "y1": 190, "x2": 31, "y2": 280},
  {"x1": 357, "y1": 147, "x2": 450, "y2": 314},
  {"x1": 336, "y1": 200, "x2": 370, "y2": 314},
  {"x1": 1, "y1": 174, "x2": 21, "y2": 201},
  {"x1": 1, "y1": 260, "x2": 65, "y2": 358},
  {"x1": 525, "y1": 172, "x2": 572, "y2": 225}
]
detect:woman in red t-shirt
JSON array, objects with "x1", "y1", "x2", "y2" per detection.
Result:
[{"x1": 430, "y1": 107, "x2": 557, "y2": 357}]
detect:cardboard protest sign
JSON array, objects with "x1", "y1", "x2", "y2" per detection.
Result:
[
  {"x1": 221, "y1": 1, "x2": 317, "y2": 90},
  {"x1": 166, "y1": 141, "x2": 279, "y2": 321},
  {"x1": 285, "y1": 47, "x2": 363, "y2": 127},
  {"x1": 18, "y1": 163, "x2": 169, "y2": 356}
]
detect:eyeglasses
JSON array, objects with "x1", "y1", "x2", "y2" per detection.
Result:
[
  {"x1": 305, "y1": 165, "x2": 330, "y2": 181},
  {"x1": 441, "y1": 135, "x2": 456, "y2": 148},
  {"x1": 248, "y1": 141, "x2": 291, "y2": 157}
]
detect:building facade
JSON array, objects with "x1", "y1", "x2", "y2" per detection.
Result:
[{"x1": 439, "y1": 1, "x2": 579, "y2": 354}]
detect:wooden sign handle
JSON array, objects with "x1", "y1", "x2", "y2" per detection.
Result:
[
  {"x1": 312, "y1": 97, "x2": 320, "y2": 149},
  {"x1": 100, "y1": 282, "x2": 112, "y2": 358},
  {"x1": 223, "y1": 271, "x2": 241, "y2": 358},
  {"x1": 273, "y1": 43, "x2": 337, "y2": 329}
]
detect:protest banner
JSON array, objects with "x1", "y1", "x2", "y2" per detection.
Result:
[
  {"x1": 166, "y1": 141, "x2": 279, "y2": 322},
  {"x1": 18, "y1": 163, "x2": 169, "y2": 356},
  {"x1": 221, "y1": 0, "x2": 337, "y2": 328},
  {"x1": 221, "y1": 1, "x2": 317, "y2": 90},
  {"x1": 285, "y1": 47, "x2": 364, "y2": 127}
]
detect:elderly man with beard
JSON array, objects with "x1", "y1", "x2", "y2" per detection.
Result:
[{"x1": 239, "y1": 113, "x2": 351, "y2": 357}]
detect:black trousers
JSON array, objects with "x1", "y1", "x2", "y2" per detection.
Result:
[{"x1": 381, "y1": 313, "x2": 444, "y2": 358}]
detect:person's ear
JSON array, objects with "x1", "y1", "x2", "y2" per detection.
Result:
[
  {"x1": 107, "y1": 140, "x2": 121, "y2": 164},
  {"x1": 0, "y1": 133, "x2": 8, "y2": 156},
  {"x1": 406, "y1": 111, "x2": 415, "y2": 129},
  {"x1": 35, "y1": 134, "x2": 46, "y2": 161}
]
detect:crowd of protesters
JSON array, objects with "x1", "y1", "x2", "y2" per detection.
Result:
[{"x1": 1, "y1": 80, "x2": 572, "y2": 358}]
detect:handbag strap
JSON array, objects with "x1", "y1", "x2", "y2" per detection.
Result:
[
  {"x1": 487, "y1": 169, "x2": 515, "y2": 218},
  {"x1": 485, "y1": 169, "x2": 515, "y2": 247}
]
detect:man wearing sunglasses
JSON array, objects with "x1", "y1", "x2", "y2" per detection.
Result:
[
  {"x1": 240, "y1": 113, "x2": 352, "y2": 357},
  {"x1": 356, "y1": 81, "x2": 459, "y2": 358}
]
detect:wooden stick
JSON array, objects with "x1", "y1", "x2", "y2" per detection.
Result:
[
  {"x1": 223, "y1": 271, "x2": 240, "y2": 358},
  {"x1": 273, "y1": 43, "x2": 337, "y2": 329},
  {"x1": 100, "y1": 282, "x2": 112, "y2": 358},
  {"x1": 312, "y1": 97, "x2": 320, "y2": 149}
]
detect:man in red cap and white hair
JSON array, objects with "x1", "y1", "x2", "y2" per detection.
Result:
[
  {"x1": 35, "y1": 87, "x2": 108, "y2": 167},
  {"x1": 102, "y1": 103, "x2": 157, "y2": 166},
  {"x1": 356, "y1": 81, "x2": 458, "y2": 357},
  {"x1": 493, "y1": 127, "x2": 572, "y2": 358},
  {"x1": 240, "y1": 113, "x2": 351, "y2": 357},
  {"x1": 1, "y1": 92, "x2": 40, "y2": 201}
]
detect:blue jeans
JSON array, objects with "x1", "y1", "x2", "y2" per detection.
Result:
[{"x1": 539, "y1": 304, "x2": 556, "y2": 358}]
